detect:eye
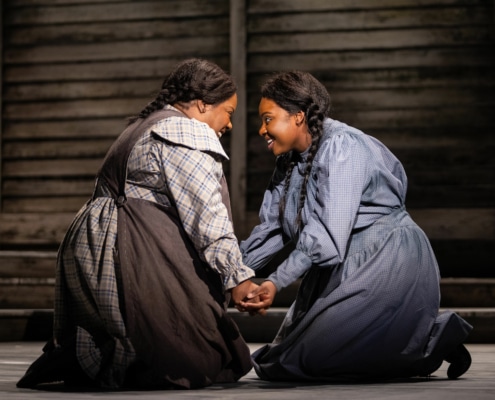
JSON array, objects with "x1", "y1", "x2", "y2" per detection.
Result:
[{"x1": 264, "y1": 116, "x2": 272, "y2": 124}]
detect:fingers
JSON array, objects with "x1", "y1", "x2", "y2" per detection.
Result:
[
  {"x1": 234, "y1": 297, "x2": 270, "y2": 316},
  {"x1": 239, "y1": 299, "x2": 271, "y2": 310},
  {"x1": 232, "y1": 281, "x2": 274, "y2": 316},
  {"x1": 245, "y1": 286, "x2": 264, "y2": 300}
]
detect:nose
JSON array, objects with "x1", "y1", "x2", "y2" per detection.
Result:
[
  {"x1": 259, "y1": 124, "x2": 266, "y2": 136},
  {"x1": 227, "y1": 120, "x2": 233, "y2": 131}
]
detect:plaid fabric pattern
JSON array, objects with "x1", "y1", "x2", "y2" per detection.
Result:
[
  {"x1": 126, "y1": 106, "x2": 254, "y2": 289},
  {"x1": 54, "y1": 195, "x2": 134, "y2": 387}
]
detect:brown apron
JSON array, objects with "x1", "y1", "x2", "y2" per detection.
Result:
[{"x1": 98, "y1": 110, "x2": 252, "y2": 389}]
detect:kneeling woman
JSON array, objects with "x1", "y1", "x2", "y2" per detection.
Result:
[
  {"x1": 239, "y1": 70, "x2": 472, "y2": 382},
  {"x1": 17, "y1": 59, "x2": 257, "y2": 390}
]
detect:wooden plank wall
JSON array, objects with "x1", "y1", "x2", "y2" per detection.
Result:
[
  {"x1": 244, "y1": 0, "x2": 495, "y2": 276},
  {"x1": 0, "y1": 0, "x2": 231, "y2": 245},
  {"x1": 0, "y1": 0, "x2": 494, "y2": 277}
]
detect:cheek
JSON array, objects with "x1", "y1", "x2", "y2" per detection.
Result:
[
  {"x1": 210, "y1": 116, "x2": 222, "y2": 131},
  {"x1": 271, "y1": 123, "x2": 288, "y2": 141}
]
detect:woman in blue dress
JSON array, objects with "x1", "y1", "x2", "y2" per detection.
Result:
[{"x1": 238, "y1": 71, "x2": 473, "y2": 382}]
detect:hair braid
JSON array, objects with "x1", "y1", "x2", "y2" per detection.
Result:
[
  {"x1": 278, "y1": 155, "x2": 297, "y2": 220},
  {"x1": 295, "y1": 103, "x2": 324, "y2": 227}
]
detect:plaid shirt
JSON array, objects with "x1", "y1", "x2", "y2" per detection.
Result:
[{"x1": 126, "y1": 105, "x2": 255, "y2": 290}]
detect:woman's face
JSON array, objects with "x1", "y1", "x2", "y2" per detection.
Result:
[
  {"x1": 200, "y1": 94, "x2": 237, "y2": 138},
  {"x1": 258, "y1": 97, "x2": 311, "y2": 156}
]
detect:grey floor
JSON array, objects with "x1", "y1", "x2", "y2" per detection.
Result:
[{"x1": 1, "y1": 342, "x2": 493, "y2": 400}]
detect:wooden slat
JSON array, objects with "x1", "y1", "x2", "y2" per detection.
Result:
[
  {"x1": 3, "y1": 119, "x2": 126, "y2": 140},
  {"x1": 440, "y1": 278, "x2": 495, "y2": 307},
  {"x1": 248, "y1": 48, "x2": 495, "y2": 71},
  {"x1": 4, "y1": 98, "x2": 145, "y2": 120},
  {"x1": 248, "y1": 0, "x2": 486, "y2": 13},
  {"x1": 3, "y1": 159, "x2": 101, "y2": 178},
  {"x1": 2, "y1": 196, "x2": 89, "y2": 213},
  {"x1": 248, "y1": 27, "x2": 492, "y2": 53},
  {"x1": 248, "y1": 7, "x2": 490, "y2": 32},
  {"x1": 5, "y1": 18, "x2": 229, "y2": 45},
  {"x1": 5, "y1": 0, "x2": 125, "y2": 6},
  {"x1": 0, "y1": 213, "x2": 74, "y2": 245},
  {"x1": 4, "y1": 36, "x2": 229, "y2": 64},
  {"x1": 2, "y1": 178, "x2": 94, "y2": 196},
  {"x1": 4, "y1": 0, "x2": 228, "y2": 25},
  {"x1": 3, "y1": 56, "x2": 230, "y2": 83},
  {"x1": 3, "y1": 80, "x2": 159, "y2": 102},
  {"x1": 3, "y1": 139, "x2": 113, "y2": 159},
  {"x1": 0, "y1": 251, "x2": 57, "y2": 278},
  {"x1": 0, "y1": 283, "x2": 55, "y2": 309}
]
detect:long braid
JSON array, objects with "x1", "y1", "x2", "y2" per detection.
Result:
[
  {"x1": 279, "y1": 155, "x2": 297, "y2": 220},
  {"x1": 295, "y1": 103, "x2": 324, "y2": 227}
]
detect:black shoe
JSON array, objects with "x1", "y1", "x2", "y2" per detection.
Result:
[
  {"x1": 16, "y1": 342, "x2": 65, "y2": 388},
  {"x1": 17, "y1": 336, "x2": 79, "y2": 388},
  {"x1": 445, "y1": 344, "x2": 471, "y2": 379}
]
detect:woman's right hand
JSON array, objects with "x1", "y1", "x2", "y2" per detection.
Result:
[
  {"x1": 231, "y1": 279, "x2": 259, "y2": 308},
  {"x1": 239, "y1": 280, "x2": 277, "y2": 315}
]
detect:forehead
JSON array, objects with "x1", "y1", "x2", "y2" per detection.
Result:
[
  {"x1": 221, "y1": 93, "x2": 237, "y2": 109},
  {"x1": 258, "y1": 97, "x2": 281, "y2": 114}
]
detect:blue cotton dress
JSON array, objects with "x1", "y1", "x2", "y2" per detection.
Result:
[{"x1": 240, "y1": 118, "x2": 472, "y2": 381}]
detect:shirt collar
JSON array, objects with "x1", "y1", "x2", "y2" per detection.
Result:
[{"x1": 151, "y1": 105, "x2": 229, "y2": 160}]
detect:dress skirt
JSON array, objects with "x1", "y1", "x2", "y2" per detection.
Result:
[
  {"x1": 21, "y1": 194, "x2": 252, "y2": 389},
  {"x1": 252, "y1": 208, "x2": 472, "y2": 381}
]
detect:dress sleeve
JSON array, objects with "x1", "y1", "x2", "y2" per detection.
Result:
[
  {"x1": 161, "y1": 145, "x2": 254, "y2": 291},
  {"x1": 239, "y1": 157, "x2": 289, "y2": 271},
  {"x1": 267, "y1": 133, "x2": 370, "y2": 290}
]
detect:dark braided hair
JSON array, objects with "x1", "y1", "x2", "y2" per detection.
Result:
[
  {"x1": 128, "y1": 58, "x2": 237, "y2": 125},
  {"x1": 260, "y1": 71, "x2": 331, "y2": 227}
]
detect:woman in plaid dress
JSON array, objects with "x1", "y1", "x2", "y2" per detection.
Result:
[{"x1": 17, "y1": 59, "x2": 257, "y2": 390}]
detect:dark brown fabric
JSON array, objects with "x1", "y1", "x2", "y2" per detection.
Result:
[
  {"x1": 103, "y1": 110, "x2": 252, "y2": 388},
  {"x1": 118, "y1": 198, "x2": 251, "y2": 388}
]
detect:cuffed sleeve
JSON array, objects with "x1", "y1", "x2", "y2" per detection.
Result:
[{"x1": 266, "y1": 249, "x2": 312, "y2": 291}]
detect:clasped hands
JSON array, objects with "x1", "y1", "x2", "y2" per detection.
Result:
[{"x1": 231, "y1": 280, "x2": 277, "y2": 316}]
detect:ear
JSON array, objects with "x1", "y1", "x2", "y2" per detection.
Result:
[
  {"x1": 294, "y1": 111, "x2": 305, "y2": 126},
  {"x1": 196, "y1": 99, "x2": 208, "y2": 113}
]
